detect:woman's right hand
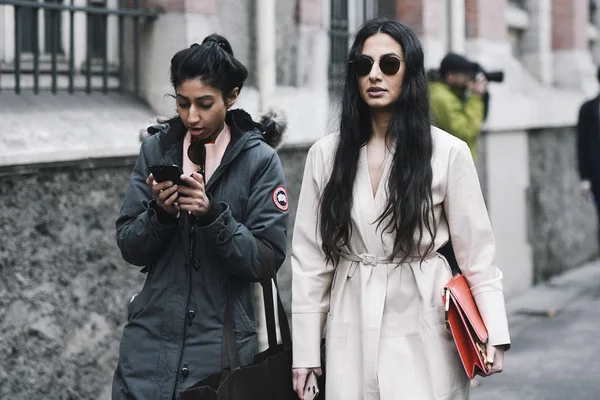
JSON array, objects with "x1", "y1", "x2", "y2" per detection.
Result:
[
  {"x1": 146, "y1": 174, "x2": 180, "y2": 215},
  {"x1": 293, "y1": 367, "x2": 322, "y2": 400}
]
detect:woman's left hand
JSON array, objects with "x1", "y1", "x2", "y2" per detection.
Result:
[
  {"x1": 484, "y1": 344, "x2": 505, "y2": 375},
  {"x1": 177, "y1": 171, "x2": 211, "y2": 216}
]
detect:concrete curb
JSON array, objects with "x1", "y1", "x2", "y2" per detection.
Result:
[{"x1": 504, "y1": 260, "x2": 600, "y2": 330}]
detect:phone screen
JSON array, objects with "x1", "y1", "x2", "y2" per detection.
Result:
[
  {"x1": 148, "y1": 165, "x2": 186, "y2": 186},
  {"x1": 304, "y1": 371, "x2": 320, "y2": 400}
]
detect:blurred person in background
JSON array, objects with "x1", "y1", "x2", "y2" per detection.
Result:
[
  {"x1": 429, "y1": 53, "x2": 489, "y2": 276},
  {"x1": 577, "y1": 66, "x2": 600, "y2": 247},
  {"x1": 291, "y1": 17, "x2": 509, "y2": 400},
  {"x1": 429, "y1": 53, "x2": 487, "y2": 160},
  {"x1": 112, "y1": 34, "x2": 288, "y2": 399}
]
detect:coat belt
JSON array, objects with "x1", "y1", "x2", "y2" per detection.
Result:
[{"x1": 339, "y1": 251, "x2": 436, "y2": 266}]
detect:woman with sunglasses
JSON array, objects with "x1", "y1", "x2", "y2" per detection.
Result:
[
  {"x1": 112, "y1": 34, "x2": 289, "y2": 399},
  {"x1": 291, "y1": 17, "x2": 510, "y2": 400}
]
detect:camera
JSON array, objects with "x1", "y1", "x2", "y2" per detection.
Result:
[
  {"x1": 426, "y1": 65, "x2": 504, "y2": 84},
  {"x1": 473, "y1": 63, "x2": 504, "y2": 83}
]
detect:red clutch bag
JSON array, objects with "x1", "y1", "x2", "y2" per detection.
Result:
[{"x1": 442, "y1": 274, "x2": 490, "y2": 379}]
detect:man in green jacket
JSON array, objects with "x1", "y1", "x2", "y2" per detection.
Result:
[{"x1": 430, "y1": 53, "x2": 488, "y2": 159}]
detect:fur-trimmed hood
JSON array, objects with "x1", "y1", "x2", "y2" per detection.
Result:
[{"x1": 139, "y1": 108, "x2": 287, "y2": 149}]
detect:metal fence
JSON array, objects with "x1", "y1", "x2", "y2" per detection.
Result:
[{"x1": 0, "y1": 0, "x2": 160, "y2": 95}]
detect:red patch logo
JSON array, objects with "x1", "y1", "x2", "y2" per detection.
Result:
[{"x1": 272, "y1": 186, "x2": 289, "y2": 211}]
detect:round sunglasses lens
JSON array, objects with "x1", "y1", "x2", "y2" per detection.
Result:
[
  {"x1": 355, "y1": 57, "x2": 373, "y2": 76},
  {"x1": 380, "y1": 57, "x2": 400, "y2": 75}
]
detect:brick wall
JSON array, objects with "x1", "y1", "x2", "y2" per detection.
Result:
[
  {"x1": 552, "y1": 0, "x2": 588, "y2": 50},
  {"x1": 145, "y1": 0, "x2": 184, "y2": 12},
  {"x1": 396, "y1": 0, "x2": 424, "y2": 35},
  {"x1": 146, "y1": 0, "x2": 216, "y2": 13},
  {"x1": 465, "y1": 0, "x2": 506, "y2": 40},
  {"x1": 184, "y1": 0, "x2": 217, "y2": 14},
  {"x1": 396, "y1": 0, "x2": 443, "y2": 38},
  {"x1": 297, "y1": 0, "x2": 323, "y2": 25},
  {"x1": 465, "y1": 0, "x2": 479, "y2": 38},
  {"x1": 422, "y1": 0, "x2": 441, "y2": 38}
]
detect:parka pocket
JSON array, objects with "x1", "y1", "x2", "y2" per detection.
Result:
[
  {"x1": 421, "y1": 305, "x2": 469, "y2": 398},
  {"x1": 235, "y1": 297, "x2": 257, "y2": 333}
]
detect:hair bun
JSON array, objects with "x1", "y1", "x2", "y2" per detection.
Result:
[
  {"x1": 201, "y1": 34, "x2": 234, "y2": 56},
  {"x1": 190, "y1": 43, "x2": 200, "y2": 48}
]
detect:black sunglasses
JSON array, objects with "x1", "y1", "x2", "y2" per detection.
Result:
[{"x1": 352, "y1": 54, "x2": 404, "y2": 77}]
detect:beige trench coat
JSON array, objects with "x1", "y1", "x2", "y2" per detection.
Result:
[{"x1": 291, "y1": 127, "x2": 511, "y2": 400}]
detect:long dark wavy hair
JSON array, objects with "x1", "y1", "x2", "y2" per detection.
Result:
[{"x1": 319, "y1": 17, "x2": 436, "y2": 264}]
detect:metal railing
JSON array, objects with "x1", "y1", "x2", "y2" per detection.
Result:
[{"x1": 0, "y1": 0, "x2": 160, "y2": 95}]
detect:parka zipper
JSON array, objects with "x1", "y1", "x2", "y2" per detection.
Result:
[
  {"x1": 189, "y1": 216, "x2": 198, "y2": 269},
  {"x1": 173, "y1": 215, "x2": 197, "y2": 390}
]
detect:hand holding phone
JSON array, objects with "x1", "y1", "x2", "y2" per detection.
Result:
[
  {"x1": 147, "y1": 165, "x2": 184, "y2": 215},
  {"x1": 304, "y1": 370, "x2": 320, "y2": 400}
]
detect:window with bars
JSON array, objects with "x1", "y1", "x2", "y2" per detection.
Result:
[
  {"x1": 44, "y1": 0, "x2": 64, "y2": 54},
  {"x1": 329, "y1": 0, "x2": 349, "y2": 92},
  {"x1": 19, "y1": 0, "x2": 37, "y2": 53},
  {"x1": 328, "y1": 0, "x2": 381, "y2": 91},
  {"x1": 87, "y1": 0, "x2": 108, "y2": 59},
  {"x1": 3, "y1": 0, "x2": 158, "y2": 95}
]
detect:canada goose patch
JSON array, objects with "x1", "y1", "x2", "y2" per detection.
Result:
[{"x1": 272, "y1": 186, "x2": 289, "y2": 211}]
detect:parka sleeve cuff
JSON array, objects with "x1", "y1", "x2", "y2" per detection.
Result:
[
  {"x1": 197, "y1": 203, "x2": 234, "y2": 240},
  {"x1": 196, "y1": 196, "x2": 226, "y2": 227},
  {"x1": 292, "y1": 312, "x2": 326, "y2": 368},
  {"x1": 148, "y1": 200, "x2": 178, "y2": 227},
  {"x1": 473, "y1": 289, "x2": 511, "y2": 349}
]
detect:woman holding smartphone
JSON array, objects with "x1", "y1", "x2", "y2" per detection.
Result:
[
  {"x1": 112, "y1": 34, "x2": 289, "y2": 399},
  {"x1": 291, "y1": 18, "x2": 510, "y2": 400}
]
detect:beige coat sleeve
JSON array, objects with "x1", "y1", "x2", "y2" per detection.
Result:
[
  {"x1": 443, "y1": 141, "x2": 511, "y2": 348},
  {"x1": 291, "y1": 144, "x2": 335, "y2": 368}
]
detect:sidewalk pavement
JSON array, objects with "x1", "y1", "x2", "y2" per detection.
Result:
[{"x1": 471, "y1": 260, "x2": 600, "y2": 400}]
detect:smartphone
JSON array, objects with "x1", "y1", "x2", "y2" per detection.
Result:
[
  {"x1": 304, "y1": 370, "x2": 320, "y2": 400},
  {"x1": 148, "y1": 164, "x2": 186, "y2": 186}
]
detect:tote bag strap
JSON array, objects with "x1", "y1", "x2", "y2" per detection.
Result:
[
  {"x1": 438, "y1": 203, "x2": 462, "y2": 275},
  {"x1": 221, "y1": 239, "x2": 292, "y2": 371}
]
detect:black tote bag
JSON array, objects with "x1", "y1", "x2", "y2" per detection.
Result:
[{"x1": 180, "y1": 241, "x2": 297, "y2": 400}]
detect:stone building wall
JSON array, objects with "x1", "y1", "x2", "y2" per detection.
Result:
[
  {"x1": 0, "y1": 146, "x2": 307, "y2": 399},
  {"x1": 527, "y1": 126, "x2": 598, "y2": 281}
]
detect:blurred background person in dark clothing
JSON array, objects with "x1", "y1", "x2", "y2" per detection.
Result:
[{"x1": 577, "y1": 66, "x2": 600, "y2": 246}]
